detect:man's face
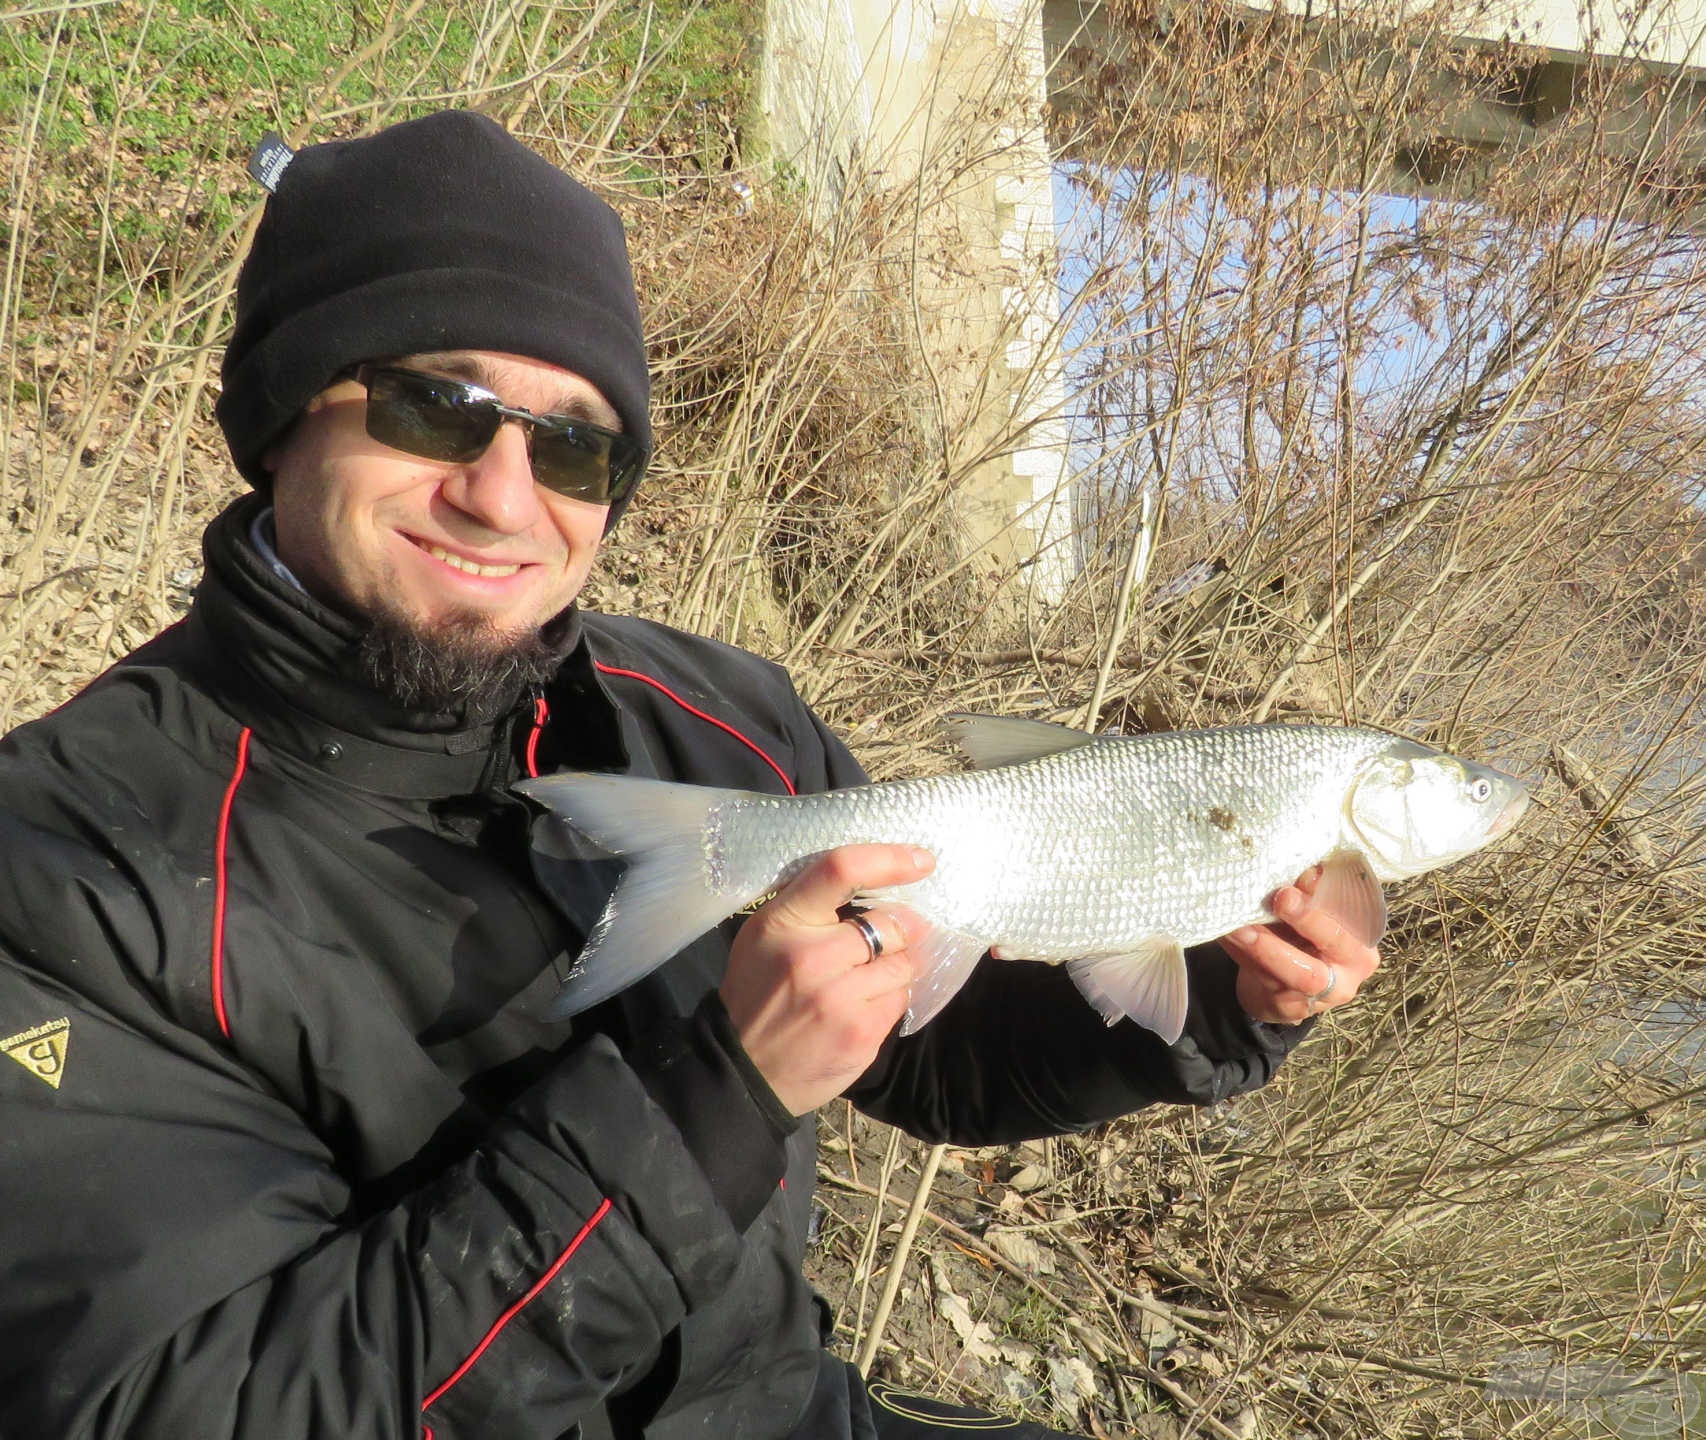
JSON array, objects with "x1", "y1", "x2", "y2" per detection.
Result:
[{"x1": 264, "y1": 350, "x2": 616, "y2": 645}]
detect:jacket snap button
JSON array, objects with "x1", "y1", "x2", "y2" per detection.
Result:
[{"x1": 318, "y1": 742, "x2": 344, "y2": 763}]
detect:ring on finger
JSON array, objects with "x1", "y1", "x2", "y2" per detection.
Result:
[
  {"x1": 1309, "y1": 963, "x2": 1338, "y2": 1005},
  {"x1": 843, "y1": 911, "x2": 885, "y2": 960}
]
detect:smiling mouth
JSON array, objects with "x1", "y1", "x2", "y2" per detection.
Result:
[{"x1": 419, "y1": 541, "x2": 523, "y2": 578}]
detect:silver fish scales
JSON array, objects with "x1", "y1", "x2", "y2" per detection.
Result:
[{"x1": 520, "y1": 716, "x2": 1528, "y2": 1042}]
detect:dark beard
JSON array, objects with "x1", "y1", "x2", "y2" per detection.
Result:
[{"x1": 355, "y1": 607, "x2": 563, "y2": 722}]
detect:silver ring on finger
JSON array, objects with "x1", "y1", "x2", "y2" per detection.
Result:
[
  {"x1": 1310, "y1": 963, "x2": 1338, "y2": 1006},
  {"x1": 844, "y1": 911, "x2": 884, "y2": 960}
]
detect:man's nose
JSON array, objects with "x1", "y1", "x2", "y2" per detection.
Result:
[{"x1": 441, "y1": 421, "x2": 540, "y2": 533}]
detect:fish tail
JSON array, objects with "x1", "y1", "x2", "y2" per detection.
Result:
[{"x1": 518, "y1": 773, "x2": 766, "y2": 1018}]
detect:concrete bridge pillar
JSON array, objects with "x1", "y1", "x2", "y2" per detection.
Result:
[{"x1": 760, "y1": 0, "x2": 1077, "y2": 601}]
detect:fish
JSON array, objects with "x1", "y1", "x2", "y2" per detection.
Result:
[{"x1": 517, "y1": 717, "x2": 1529, "y2": 1042}]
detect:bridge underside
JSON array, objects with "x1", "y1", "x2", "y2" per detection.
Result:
[{"x1": 1042, "y1": 1, "x2": 1706, "y2": 214}]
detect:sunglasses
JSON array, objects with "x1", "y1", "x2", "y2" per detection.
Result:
[{"x1": 349, "y1": 364, "x2": 647, "y2": 507}]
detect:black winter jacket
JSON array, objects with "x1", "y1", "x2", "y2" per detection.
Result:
[{"x1": 0, "y1": 495, "x2": 1306, "y2": 1439}]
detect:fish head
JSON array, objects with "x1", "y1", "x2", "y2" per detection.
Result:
[{"x1": 1344, "y1": 740, "x2": 1530, "y2": 880}]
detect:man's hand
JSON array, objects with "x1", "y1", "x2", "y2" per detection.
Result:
[
  {"x1": 720, "y1": 844, "x2": 935, "y2": 1116},
  {"x1": 1218, "y1": 866, "x2": 1381, "y2": 1026}
]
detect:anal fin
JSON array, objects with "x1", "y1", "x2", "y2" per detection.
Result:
[
  {"x1": 898, "y1": 929, "x2": 990, "y2": 1035},
  {"x1": 1067, "y1": 937, "x2": 1190, "y2": 1044}
]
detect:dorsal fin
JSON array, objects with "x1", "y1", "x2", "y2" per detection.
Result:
[{"x1": 944, "y1": 714, "x2": 1099, "y2": 770}]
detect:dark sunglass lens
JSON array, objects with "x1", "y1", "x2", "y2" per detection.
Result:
[
  {"x1": 531, "y1": 422, "x2": 646, "y2": 505},
  {"x1": 603, "y1": 437, "x2": 646, "y2": 501},
  {"x1": 530, "y1": 427, "x2": 612, "y2": 502},
  {"x1": 365, "y1": 370, "x2": 496, "y2": 462}
]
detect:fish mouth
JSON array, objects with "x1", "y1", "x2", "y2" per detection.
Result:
[{"x1": 1486, "y1": 789, "x2": 1530, "y2": 841}]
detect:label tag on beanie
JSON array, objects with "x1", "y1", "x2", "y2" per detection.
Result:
[{"x1": 247, "y1": 133, "x2": 295, "y2": 193}]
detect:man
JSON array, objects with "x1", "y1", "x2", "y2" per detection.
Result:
[{"x1": 0, "y1": 112, "x2": 1376, "y2": 1438}]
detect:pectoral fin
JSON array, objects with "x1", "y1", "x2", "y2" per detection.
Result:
[
  {"x1": 1316, "y1": 851, "x2": 1388, "y2": 946},
  {"x1": 1067, "y1": 937, "x2": 1190, "y2": 1044}
]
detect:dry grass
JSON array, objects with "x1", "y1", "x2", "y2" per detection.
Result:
[{"x1": 7, "y1": 2, "x2": 1706, "y2": 1436}]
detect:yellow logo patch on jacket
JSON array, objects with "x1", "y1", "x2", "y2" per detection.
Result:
[{"x1": 2, "y1": 1018, "x2": 70, "y2": 1090}]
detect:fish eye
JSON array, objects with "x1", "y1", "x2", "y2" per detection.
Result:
[{"x1": 1468, "y1": 777, "x2": 1492, "y2": 803}]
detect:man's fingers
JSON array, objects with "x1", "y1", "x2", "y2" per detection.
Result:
[
  {"x1": 763, "y1": 844, "x2": 935, "y2": 930},
  {"x1": 723, "y1": 853, "x2": 936, "y2": 1116},
  {"x1": 1272, "y1": 886, "x2": 1376, "y2": 966},
  {"x1": 1222, "y1": 876, "x2": 1382, "y2": 1015},
  {"x1": 1221, "y1": 919, "x2": 1324, "y2": 990},
  {"x1": 1236, "y1": 968, "x2": 1317, "y2": 1026},
  {"x1": 839, "y1": 949, "x2": 919, "y2": 1003},
  {"x1": 837, "y1": 904, "x2": 933, "y2": 963}
]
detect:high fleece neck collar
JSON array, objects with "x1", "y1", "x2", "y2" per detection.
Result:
[{"x1": 185, "y1": 493, "x2": 588, "y2": 796}]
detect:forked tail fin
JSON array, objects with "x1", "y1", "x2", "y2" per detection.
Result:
[{"x1": 517, "y1": 772, "x2": 764, "y2": 1019}]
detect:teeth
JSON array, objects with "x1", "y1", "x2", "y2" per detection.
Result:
[{"x1": 425, "y1": 543, "x2": 521, "y2": 578}]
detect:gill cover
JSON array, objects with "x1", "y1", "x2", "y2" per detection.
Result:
[{"x1": 1345, "y1": 740, "x2": 1528, "y2": 880}]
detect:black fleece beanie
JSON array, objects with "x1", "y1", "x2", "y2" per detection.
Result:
[{"x1": 217, "y1": 111, "x2": 651, "y2": 527}]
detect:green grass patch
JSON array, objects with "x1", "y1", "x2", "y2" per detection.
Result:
[
  {"x1": 1001, "y1": 1290, "x2": 1061, "y2": 1349},
  {"x1": 5, "y1": 1, "x2": 761, "y2": 319}
]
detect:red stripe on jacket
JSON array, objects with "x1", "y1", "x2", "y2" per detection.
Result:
[
  {"x1": 210, "y1": 727, "x2": 252, "y2": 1039},
  {"x1": 524, "y1": 696, "x2": 548, "y2": 779},
  {"x1": 420, "y1": 1198, "x2": 615, "y2": 1416},
  {"x1": 592, "y1": 663, "x2": 796, "y2": 795}
]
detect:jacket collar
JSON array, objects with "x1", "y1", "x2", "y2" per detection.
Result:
[{"x1": 184, "y1": 494, "x2": 607, "y2": 798}]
